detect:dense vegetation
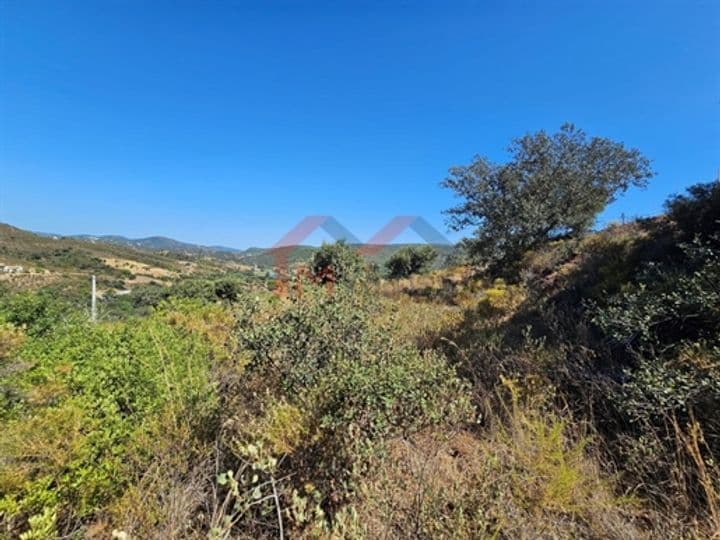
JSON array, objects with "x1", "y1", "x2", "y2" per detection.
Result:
[
  {"x1": 0, "y1": 224, "x2": 183, "y2": 280},
  {"x1": 385, "y1": 246, "x2": 438, "y2": 278},
  {"x1": 1, "y1": 140, "x2": 719, "y2": 536},
  {"x1": 443, "y1": 124, "x2": 654, "y2": 275}
]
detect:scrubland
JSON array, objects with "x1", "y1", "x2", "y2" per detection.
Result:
[{"x1": 1, "y1": 183, "x2": 719, "y2": 539}]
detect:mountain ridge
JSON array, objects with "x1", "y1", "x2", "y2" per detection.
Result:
[
  {"x1": 35, "y1": 230, "x2": 455, "y2": 263},
  {"x1": 7, "y1": 224, "x2": 456, "y2": 270}
]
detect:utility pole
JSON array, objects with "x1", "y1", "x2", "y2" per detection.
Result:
[{"x1": 91, "y1": 275, "x2": 97, "y2": 322}]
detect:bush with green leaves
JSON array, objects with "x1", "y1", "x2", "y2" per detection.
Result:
[
  {"x1": 0, "y1": 300, "x2": 221, "y2": 538},
  {"x1": 102, "y1": 275, "x2": 252, "y2": 319},
  {"x1": 237, "y1": 287, "x2": 472, "y2": 437},
  {"x1": 592, "y1": 238, "x2": 720, "y2": 424},
  {"x1": 385, "y1": 245, "x2": 438, "y2": 278},
  {"x1": 237, "y1": 286, "x2": 373, "y2": 394},
  {"x1": 233, "y1": 284, "x2": 473, "y2": 516},
  {"x1": 312, "y1": 346, "x2": 472, "y2": 444},
  {"x1": 590, "y1": 236, "x2": 720, "y2": 510},
  {"x1": 593, "y1": 239, "x2": 720, "y2": 351},
  {"x1": 0, "y1": 289, "x2": 72, "y2": 337},
  {"x1": 665, "y1": 181, "x2": 720, "y2": 243},
  {"x1": 613, "y1": 343, "x2": 720, "y2": 426},
  {"x1": 310, "y1": 240, "x2": 366, "y2": 284}
]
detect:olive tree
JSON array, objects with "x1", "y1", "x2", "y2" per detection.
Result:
[
  {"x1": 442, "y1": 124, "x2": 653, "y2": 275},
  {"x1": 311, "y1": 240, "x2": 365, "y2": 284},
  {"x1": 385, "y1": 245, "x2": 438, "y2": 278}
]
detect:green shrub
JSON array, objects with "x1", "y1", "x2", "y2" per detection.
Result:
[
  {"x1": 213, "y1": 278, "x2": 243, "y2": 301},
  {"x1": 231, "y1": 284, "x2": 473, "y2": 528},
  {"x1": 128, "y1": 283, "x2": 170, "y2": 309},
  {"x1": 615, "y1": 343, "x2": 720, "y2": 426},
  {"x1": 666, "y1": 181, "x2": 720, "y2": 243},
  {"x1": 385, "y1": 245, "x2": 438, "y2": 278},
  {"x1": 590, "y1": 236, "x2": 720, "y2": 516},
  {"x1": 0, "y1": 322, "x2": 25, "y2": 361},
  {"x1": 593, "y1": 239, "x2": 720, "y2": 351},
  {"x1": 312, "y1": 347, "x2": 472, "y2": 445},
  {"x1": 0, "y1": 289, "x2": 70, "y2": 337},
  {"x1": 311, "y1": 241, "x2": 366, "y2": 284},
  {"x1": 0, "y1": 304, "x2": 221, "y2": 537},
  {"x1": 237, "y1": 286, "x2": 375, "y2": 394}
]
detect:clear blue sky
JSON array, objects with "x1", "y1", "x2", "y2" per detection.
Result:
[{"x1": 1, "y1": 0, "x2": 718, "y2": 248}]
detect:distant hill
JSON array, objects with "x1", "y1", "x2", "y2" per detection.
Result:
[
  {"x1": 37, "y1": 230, "x2": 458, "y2": 269},
  {"x1": 0, "y1": 223, "x2": 197, "y2": 292},
  {"x1": 1, "y1": 224, "x2": 183, "y2": 271},
  {"x1": 43, "y1": 233, "x2": 244, "y2": 256},
  {"x1": 0, "y1": 223, "x2": 459, "y2": 300}
]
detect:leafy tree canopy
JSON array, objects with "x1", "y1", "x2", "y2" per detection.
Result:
[
  {"x1": 311, "y1": 240, "x2": 366, "y2": 284},
  {"x1": 442, "y1": 124, "x2": 653, "y2": 275},
  {"x1": 665, "y1": 180, "x2": 720, "y2": 243},
  {"x1": 385, "y1": 245, "x2": 438, "y2": 278}
]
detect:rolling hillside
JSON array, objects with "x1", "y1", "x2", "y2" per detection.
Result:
[
  {"x1": 0, "y1": 224, "x2": 203, "y2": 294},
  {"x1": 34, "y1": 226, "x2": 458, "y2": 269},
  {"x1": 0, "y1": 223, "x2": 457, "y2": 297},
  {"x1": 63, "y1": 233, "x2": 244, "y2": 256},
  {"x1": 1, "y1": 224, "x2": 184, "y2": 273}
]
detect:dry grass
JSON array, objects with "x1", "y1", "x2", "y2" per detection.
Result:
[
  {"x1": 341, "y1": 395, "x2": 651, "y2": 539},
  {"x1": 378, "y1": 294, "x2": 463, "y2": 349},
  {"x1": 0, "y1": 272, "x2": 67, "y2": 291},
  {"x1": 0, "y1": 322, "x2": 25, "y2": 360},
  {"x1": 102, "y1": 257, "x2": 178, "y2": 279},
  {"x1": 105, "y1": 414, "x2": 212, "y2": 540}
]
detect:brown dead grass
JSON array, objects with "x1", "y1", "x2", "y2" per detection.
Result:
[
  {"x1": 102, "y1": 257, "x2": 179, "y2": 279},
  {"x1": 0, "y1": 272, "x2": 66, "y2": 290},
  {"x1": 336, "y1": 377, "x2": 673, "y2": 540}
]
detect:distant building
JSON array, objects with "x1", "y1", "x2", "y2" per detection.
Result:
[{"x1": 1, "y1": 265, "x2": 24, "y2": 273}]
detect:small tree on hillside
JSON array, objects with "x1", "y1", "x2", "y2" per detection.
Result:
[
  {"x1": 385, "y1": 245, "x2": 438, "y2": 278},
  {"x1": 442, "y1": 124, "x2": 654, "y2": 276},
  {"x1": 311, "y1": 240, "x2": 365, "y2": 284},
  {"x1": 665, "y1": 181, "x2": 720, "y2": 243}
]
